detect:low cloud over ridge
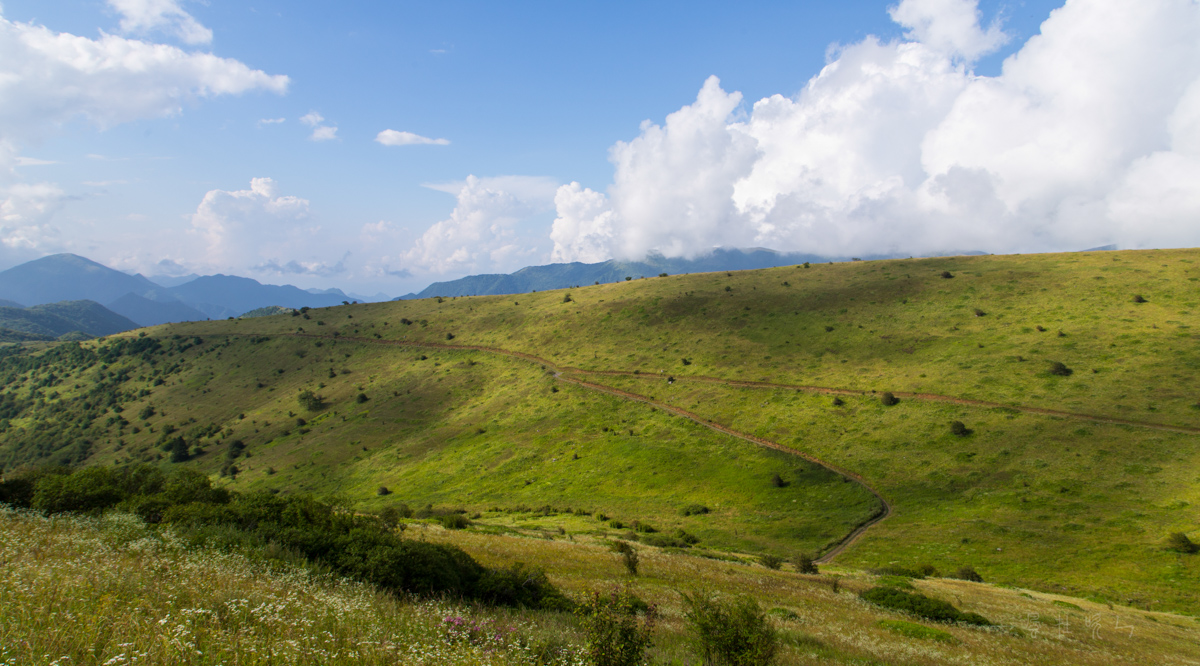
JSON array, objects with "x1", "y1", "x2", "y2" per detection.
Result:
[{"x1": 551, "y1": 0, "x2": 1200, "y2": 262}]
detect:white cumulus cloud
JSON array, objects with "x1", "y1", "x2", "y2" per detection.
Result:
[
  {"x1": 188, "y1": 177, "x2": 315, "y2": 273},
  {"x1": 375, "y1": 129, "x2": 450, "y2": 146},
  {"x1": 0, "y1": 12, "x2": 287, "y2": 136},
  {"x1": 888, "y1": 0, "x2": 1008, "y2": 61},
  {"x1": 551, "y1": 0, "x2": 1200, "y2": 263},
  {"x1": 107, "y1": 0, "x2": 213, "y2": 45},
  {"x1": 406, "y1": 176, "x2": 557, "y2": 274}
]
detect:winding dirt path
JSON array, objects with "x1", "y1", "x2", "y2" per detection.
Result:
[
  {"x1": 288, "y1": 333, "x2": 889, "y2": 561},
  {"x1": 283, "y1": 333, "x2": 1199, "y2": 562}
]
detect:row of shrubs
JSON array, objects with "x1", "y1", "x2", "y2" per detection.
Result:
[
  {"x1": 0, "y1": 465, "x2": 568, "y2": 610},
  {"x1": 871, "y1": 563, "x2": 984, "y2": 582}
]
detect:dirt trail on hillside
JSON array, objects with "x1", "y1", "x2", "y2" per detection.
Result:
[
  {"x1": 286, "y1": 333, "x2": 888, "y2": 561},
  {"x1": 281, "y1": 333, "x2": 1198, "y2": 562},
  {"x1": 565, "y1": 369, "x2": 1200, "y2": 435}
]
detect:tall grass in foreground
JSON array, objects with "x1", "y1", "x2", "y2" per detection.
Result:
[{"x1": 0, "y1": 508, "x2": 584, "y2": 665}]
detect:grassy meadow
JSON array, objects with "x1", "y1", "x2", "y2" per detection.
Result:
[{"x1": 4, "y1": 506, "x2": 1199, "y2": 666}]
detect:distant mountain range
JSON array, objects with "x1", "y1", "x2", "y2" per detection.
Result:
[
  {"x1": 0, "y1": 247, "x2": 999, "y2": 335},
  {"x1": 0, "y1": 254, "x2": 364, "y2": 330},
  {"x1": 394, "y1": 248, "x2": 854, "y2": 299}
]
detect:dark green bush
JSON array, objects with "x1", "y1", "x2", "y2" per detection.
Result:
[
  {"x1": 1166, "y1": 532, "x2": 1199, "y2": 554},
  {"x1": 577, "y1": 588, "x2": 656, "y2": 666},
  {"x1": 355, "y1": 392, "x2": 369, "y2": 403},
  {"x1": 880, "y1": 392, "x2": 899, "y2": 406},
  {"x1": 630, "y1": 520, "x2": 657, "y2": 533},
  {"x1": 610, "y1": 540, "x2": 639, "y2": 575},
  {"x1": 950, "y1": 421, "x2": 972, "y2": 437},
  {"x1": 870, "y1": 564, "x2": 937, "y2": 579},
  {"x1": 941, "y1": 271, "x2": 953, "y2": 279},
  {"x1": 831, "y1": 396, "x2": 845, "y2": 406},
  {"x1": 859, "y1": 587, "x2": 990, "y2": 626},
  {"x1": 30, "y1": 467, "x2": 123, "y2": 514},
  {"x1": 682, "y1": 591, "x2": 778, "y2": 666},
  {"x1": 477, "y1": 563, "x2": 572, "y2": 611},
  {"x1": 297, "y1": 390, "x2": 325, "y2": 412},
  {"x1": 794, "y1": 553, "x2": 819, "y2": 574},
  {"x1": 7, "y1": 466, "x2": 557, "y2": 605},
  {"x1": 1132, "y1": 294, "x2": 1147, "y2": 303},
  {"x1": 951, "y1": 566, "x2": 984, "y2": 582},
  {"x1": 770, "y1": 473, "x2": 786, "y2": 488},
  {"x1": 1048, "y1": 361, "x2": 1073, "y2": 376},
  {"x1": 759, "y1": 554, "x2": 783, "y2": 570},
  {"x1": 439, "y1": 513, "x2": 470, "y2": 529},
  {"x1": 680, "y1": 504, "x2": 709, "y2": 516}
]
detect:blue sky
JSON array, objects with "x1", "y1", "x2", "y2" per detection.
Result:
[{"x1": 3, "y1": 0, "x2": 1198, "y2": 297}]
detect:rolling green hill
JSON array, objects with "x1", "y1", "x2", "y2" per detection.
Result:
[
  {"x1": 0, "y1": 300, "x2": 138, "y2": 339},
  {"x1": 0, "y1": 248, "x2": 1197, "y2": 612}
]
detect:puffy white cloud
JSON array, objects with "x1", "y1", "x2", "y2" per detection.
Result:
[
  {"x1": 0, "y1": 13, "x2": 287, "y2": 137},
  {"x1": 0, "y1": 182, "x2": 67, "y2": 251},
  {"x1": 549, "y1": 183, "x2": 614, "y2": 263},
  {"x1": 108, "y1": 0, "x2": 212, "y2": 45},
  {"x1": 189, "y1": 177, "x2": 314, "y2": 273},
  {"x1": 888, "y1": 0, "x2": 1007, "y2": 61},
  {"x1": 551, "y1": 0, "x2": 1200, "y2": 263},
  {"x1": 375, "y1": 129, "x2": 450, "y2": 146},
  {"x1": 406, "y1": 175, "x2": 557, "y2": 274}
]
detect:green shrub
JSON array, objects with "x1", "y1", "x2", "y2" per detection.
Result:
[
  {"x1": 831, "y1": 396, "x2": 845, "y2": 406},
  {"x1": 610, "y1": 540, "x2": 639, "y2": 575},
  {"x1": 630, "y1": 520, "x2": 656, "y2": 533},
  {"x1": 1166, "y1": 532, "x2": 1200, "y2": 554},
  {"x1": 355, "y1": 392, "x2": 369, "y2": 403},
  {"x1": 1132, "y1": 294, "x2": 1147, "y2": 303},
  {"x1": 793, "y1": 553, "x2": 818, "y2": 574},
  {"x1": 770, "y1": 473, "x2": 786, "y2": 488},
  {"x1": 577, "y1": 588, "x2": 656, "y2": 666},
  {"x1": 680, "y1": 503, "x2": 709, "y2": 516},
  {"x1": 951, "y1": 565, "x2": 984, "y2": 582},
  {"x1": 297, "y1": 390, "x2": 326, "y2": 412},
  {"x1": 31, "y1": 467, "x2": 123, "y2": 514},
  {"x1": 1049, "y1": 361, "x2": 1073, "y2": 376},
  {"x1": 859, "y1": 587, "x2": 990, "y2": 626},
  {"x1": 870, "y1": 564, "x2": 937, "y2": 579},
  {"x1": 477, "y1": 562, "x2": 572, "y2": 611},
  {"x1": 682, "y1": 591, "x2": 778, "y2": 666},
  {"x1": 759, "y1": 554, "x2": 783, "y2": 570},
  {"x1": 439, "y1": 513, "x2": 470, "y2": 529},
  {"x1": 941, "y1": 271, "x2": 954, "y2": 279},
  {"x1": 880, "y1": 391, "x2": 899, "y2": 406},
  {"x1": 950, "y1": 420, "x2": 972, "y2": 437}
]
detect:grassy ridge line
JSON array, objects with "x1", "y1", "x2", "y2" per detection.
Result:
[
  {"x1": 287, "y1": 332, "x2": 891, "y2": 562},
  {"x1": 565, "y1": 370, "x2": 1200, "y2": 435}
]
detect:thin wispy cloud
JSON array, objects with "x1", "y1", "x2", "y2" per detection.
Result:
[
  {"x1": 376, "y1": 129, "x2": 450, "y2": 146},
  {"x1": 301, "y1": 111, "x2": 337, "y2": 141}
]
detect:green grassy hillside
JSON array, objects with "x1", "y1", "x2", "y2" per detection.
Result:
[
  {"x1": 1, "y1": 248, "x2": 1198, "y2": 612},
  {"x1": 5, "y1": 507, "x2": 1199, "y2": 666}
]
